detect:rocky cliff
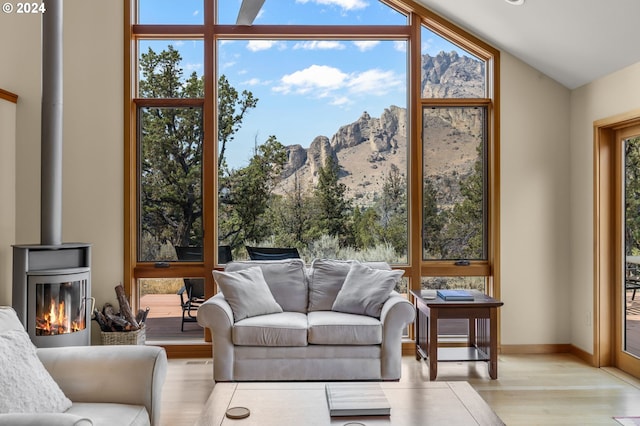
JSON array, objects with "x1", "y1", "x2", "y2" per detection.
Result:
[{"x1": 276, "y1": 51, "x2": 483, "y2": 206}]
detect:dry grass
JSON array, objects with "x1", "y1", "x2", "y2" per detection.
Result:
[{"x1": 139, "y1": 278, "x2": 185, "y2": 296}]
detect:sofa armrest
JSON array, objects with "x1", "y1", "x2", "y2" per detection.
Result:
[
  {"x1": 197, "y1": 293, "x2": 235, "y2": 381},
  {"x1": 0, "y1": 413, "x2": 92, "y2": 426},
  {"x1": 37, "y1": 345, "x2": 167, "y2": 426},
  {"x1": 379, "y1": 292, "x2": 415, "y2": 380}
]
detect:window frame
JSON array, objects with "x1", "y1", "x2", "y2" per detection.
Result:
[{"x1": 124, "y1": 0, "x2": 500, "y2": 339}]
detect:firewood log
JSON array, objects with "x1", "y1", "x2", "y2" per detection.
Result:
[
  {"x1": 135, "y1": 307, "x2": 150, "y2": 326},
  {"x1": 93, "y1": 309, "x2": 109, "y2": 331},
  {"x1": 135, "y1": 309, "x2": 145, "y2": 324},
  {"x1": 105, "y1": 312, "x2": 129, "y2": 329},
  {"x1": 115, "y1": 284, "x2": 140, "y2": 330},
  {"x1": 102, "y1": 303, "x2": 116, "y2": 318}
]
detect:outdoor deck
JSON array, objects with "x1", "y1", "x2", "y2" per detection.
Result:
[
  {"x1": 139, "y1": 291, "x2": 640, "y2": 355},
  {"x1": 140, "y1": 293, "x2": 204, "y2": 342}
]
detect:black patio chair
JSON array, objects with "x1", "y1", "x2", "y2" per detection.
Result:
[
  {"x1": 175, "y1": 246, "x2": 204, "y2": 331},
  {"x1": 626, "y1": 263, "x2": 640, "y2": 301},
  {"x1": 245, "y1": 246, "x2": 300, "y2": 261},
  {"x1": 175, "y1": 245, "x2": 234, "y2": 331},
  {"x1": 218, "y1": 245, "x2": 233, "y2": 264}
]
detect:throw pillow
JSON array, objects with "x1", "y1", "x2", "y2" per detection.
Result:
[
  {"x1": 308, "y1": 259, "x2": 354, "y2": 311},
  {"x1": 213, "y1": 266, "x2": 283, "y2": 321},
  {"x1": 331, "y1": 262, "x2": 404, "y2": 318},
  {"x1": 224, "y1": 259, "x2": 307, "y2": 313},
  {"x1": 308, "y1": 259, "x2": 393, "y2": 311},
  {"x1": 0, "y1": 329, "x2": 72, "y2": 414}
]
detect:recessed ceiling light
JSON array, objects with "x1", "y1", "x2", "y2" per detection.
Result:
[{"x1": 505, "y1": 0, "x2": 525, "y2": 5}]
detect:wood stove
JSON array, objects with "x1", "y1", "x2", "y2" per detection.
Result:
[
  {"x1": 13, "y1": 244, "x2": 92, "y2": 347},
  {"x1": 10, "y1": 1, "x2": 93, "y2": 348}
]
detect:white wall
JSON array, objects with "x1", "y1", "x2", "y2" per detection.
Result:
[
  {"x1": 569, "y1": 61, "x2": 640, "y2": 353},
  {"x1": 0, "y1": 95, "x2": 17, "y2": 306},
  {"x1": 499, "y1": 53, "x2": 572, "y2": 346},
  {"x1": 0, "y1": 0, "x2": 124, "y2": 319}
]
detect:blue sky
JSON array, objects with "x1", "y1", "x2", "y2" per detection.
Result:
[{"x1": 139, "y1": 0, "x2": 469, "y2": 168}]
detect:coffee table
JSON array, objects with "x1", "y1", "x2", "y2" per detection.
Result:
[{"x1": 195, "y1": 381, "x2": 504, "y2": 425}]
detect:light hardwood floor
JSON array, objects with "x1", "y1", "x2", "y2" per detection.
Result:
[{"x1": 160, "y1": 353, "x2": 640, "y2": 425}]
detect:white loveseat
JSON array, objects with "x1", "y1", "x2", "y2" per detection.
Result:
[
  {"x1": 0, "y1": 306, "x2": 167, "y2": 426},
  {"x1": 197, "y1": 258, "x2": 415, "y2": 382}
]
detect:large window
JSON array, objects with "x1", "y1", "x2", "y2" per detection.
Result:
[
  {"x1": 126, "y1": 0, "x2": 499, "y2": 343},
  {"x1": 216, "y1": 37, "x2": 408, "y2": 263}
]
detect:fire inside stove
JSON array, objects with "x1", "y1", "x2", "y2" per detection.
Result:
[{"x1": 35, "y1": 281, "x2": 87, "y2": 336}]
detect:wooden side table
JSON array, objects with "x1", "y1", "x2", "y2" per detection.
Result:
[{"x1": 410, "y1": 289, "x2": 503, "y2": 380}]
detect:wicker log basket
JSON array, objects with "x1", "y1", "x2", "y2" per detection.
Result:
[
  {"x1": 101, "y1": 326, "x2": 146, "y2": 345},
  {"x1": 94, "y1": 284, "x2": 149, "y2": 345}
]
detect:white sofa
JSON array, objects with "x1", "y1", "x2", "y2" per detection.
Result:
[
  {"x1": 197, "y1": 258, "x2": 415, "y2": 382},
  {"x1": 0, "y1": 306, "x2": 167, "y2": 426}
]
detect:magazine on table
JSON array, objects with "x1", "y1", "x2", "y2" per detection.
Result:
[{"x1": 325, "y1": 383, "x2": 391, "y2": 416}]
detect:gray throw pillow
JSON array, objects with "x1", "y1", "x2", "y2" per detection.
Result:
[
  {"x1": 308, "y1": 259, "x2": 354, "y2": 311},
  {"x1": 213, "y1": 267, "x2": 283, "y2": 321},
  {"x1": 308, "y1": 259, "x2": 392, "y2": 311},
  {"x1": 331, "y1": 262, "x2": 404, "y2": 318},
  {"x1": 225, "y1": 259, "x2": 307, "y2": 313}
]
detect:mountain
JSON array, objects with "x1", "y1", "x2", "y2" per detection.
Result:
[
  {"x1": 275, "y1": 51, "x2": 484, "y2": 207},
  {"x1": 421, "y1": 51, "x2": 485, "y2": 98}
]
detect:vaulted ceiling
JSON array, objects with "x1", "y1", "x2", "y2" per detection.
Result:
[{"x1": 415, "y1": 0, "x2": 640, "y2": 89}]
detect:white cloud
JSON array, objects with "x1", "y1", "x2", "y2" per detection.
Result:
[
  {"x1": 296, "y1": 0, "x2": 368, "y2": 11},
  {"x1": 293, "y1": 41, "x2": 346, "y2": 50},
  {"x1": 346, "y1": 69, "x2": 402, "y2": 96},
  {"x1": 220, "y1": 61, "x2": 236, "y2": 70},
  {"x1": 242, "y1": 78, "x2": 264, "y2": 86},
  {"x1": 273, "y1": 64, "x2": 402, "y2": 106},
  {"x1": 353, "y1": 41, "x2": 379, "y2": 52},
  {"x1": 274, "y1": 65, "x2": 348, "y2": 96},
  {"x1": 331, "y1": 96, "x2": 351, "y2": 106},
  {"x1": 193, "y1": 10, "x2": 199, "y2": 17},
  {"x1": 394, "y1": 41, "x2": 406, "y2": 52},
  {"x1": 184, "y1": 63, "x2": 203, "y2": 73},
  {"x1": 246, "y1": 40, "x2": 284, "y2": 52}
]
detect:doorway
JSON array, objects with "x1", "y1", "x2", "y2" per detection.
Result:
[{"x1": 595, "y1": 112, "x2": 640, "y2": 378}]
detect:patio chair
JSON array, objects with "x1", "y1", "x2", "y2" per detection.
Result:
[
  {"x1": 175, "y1": 245, "x2": 233, "y2": 330},
  {"x1": 175, "y1": 246, "x2": 204, "y2": 331},
  {"x1": 177, "y1": 279, "x2": 204, "y2": 331},
  {"x1": 245, "y1": 246, "x2": 300, "y2": 261},
  {"x1": 626, "y1": 262, "x2": 640, "y2": 301}
]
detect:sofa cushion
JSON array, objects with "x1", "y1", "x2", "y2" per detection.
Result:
[
  {"x1": 308, "y1": 259, "x2": 392, "y2": 312},
  {"x1": 332, "y1": 262, "x2": 403, "y2": 318},
  {"x1": 213, "y1": 267, "x2": 283, "y2": 321},
  {"x1": 225, "y1": 259, "x2": 308, "y2": 313},
  {"x1": 66, "y1": 402, "x2": 150, "y2": 426},
  {"x1": 307, "y1": 311, "x2": 382, "y2": 345},
  {"x1": 0, "y1": 329, "x2": 72, "y2": 414},
  {"x1": 233, "y1": 312, "x2": 308, "y2": 347}
]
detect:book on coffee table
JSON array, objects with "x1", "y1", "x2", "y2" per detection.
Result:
[
  {"x1": 325, "y1": 383, "x2": 391, "y2": 416},
  {"x1": 436, "y1": 289, "x2": 474, "y2": 301}
]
